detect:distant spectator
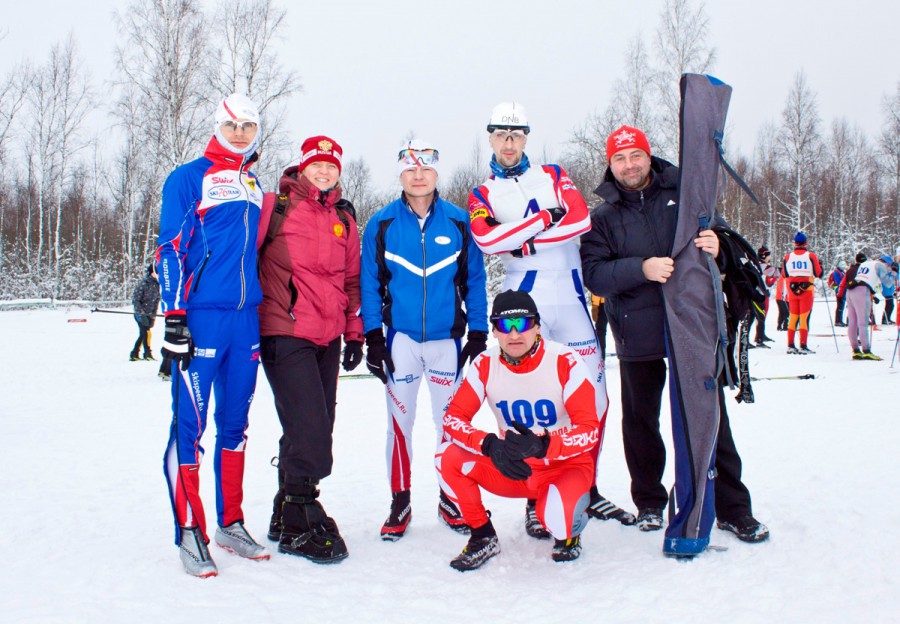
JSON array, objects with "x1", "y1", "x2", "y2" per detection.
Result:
[
  {"x1": 130, "y1": 262, "x2": 160, "y2": 361},
  {"x1": 775, "y1": 268, "x2": 790, "y2": 331},
  {"x1": 827, "y1": 260, "x2": 848, "y2": 327},
  {"x1": 878, "y1": 255, "x2": 896, "y2": 325}
]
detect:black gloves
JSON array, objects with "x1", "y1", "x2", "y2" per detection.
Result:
[
  {"x1": 161, "y1": 315, "x2": 193, "y2": 371},
  {"x1": 545, "y1": 207, "x2": 566, "y2": 225},
  {"x1": 503, "y1": 422, "x2": 550, "y2": 460},
  {"x1": 342, "y1": 341, "x2": 363, "y2": 372},
  {"x1": 365, "y1": 329, "x2": 395, "y2": 384},
  {"x1": 458, "y1": 331, "x2": 488, "y2": 369},
  {"x1": 481, "y1": 433, "x2": 532, "y2": 481}
]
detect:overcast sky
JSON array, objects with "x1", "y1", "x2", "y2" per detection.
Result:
[{"x1": 2, "y1": 0, "x2": 898, "y2": 192}]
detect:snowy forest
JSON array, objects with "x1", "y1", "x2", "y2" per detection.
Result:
[{"x1": 0, "y1": 0, "x2": 898, "y2": 301}]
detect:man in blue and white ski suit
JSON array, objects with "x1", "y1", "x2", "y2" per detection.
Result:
[
  {"x1": 156, "y1": 93, "x2": 269, "y2": 577},
  {"x1": 361, "y1": 140, "x2": 488, "y2": 540}
]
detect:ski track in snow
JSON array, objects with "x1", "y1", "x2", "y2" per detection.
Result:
[{"x1": 2, "y1": 306, "x2": 899, "y2": 623}]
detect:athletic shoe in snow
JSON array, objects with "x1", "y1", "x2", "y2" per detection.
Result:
[
  {"x1": 586, "y1": 487, "x2": 636, "y2": 525},
  {"x1": 761, "y1": 335, "x2": 775, "y2": 342},
  {"x1": 179, "y1": 526, "x2": 218, "y2": 578},
  {"x1": 449, "y1": 534, "x2": 500, "y2": 572},
  {"x1": 860, "y1": 350, "x2": 883, "y2": 361},
  {"x1": 852, "y1": 349, "x2": 864, "y2": 360},
  {"x1": 551, "y1": 535, "x2": 582, "y2": 562},
  {"x1": 158, "y1": 371, "x2": 171, "y2": 381},
  {"x1": 716, "y1": 515, "x2": 770, "y2": 543},
  {"x1": 129, "y1": 352, "x2": 140, "y2": 361},
  {"x1": 525, "y1": 500, "x2": 550, "y2": 540},
  {"x1": 438, "y1": 490, "x2": 469, "y2": 534},
  {"x1": 799, "y1": 345, "x2": 815, "y2": 354},
  {"x1": 380, "y1": 489, "x2": 411, "y2": 541},
  {"x1": 143, "y1": 352, "x2": 157, "y2": 361},
  {"x1": 754, "y1": 341, "x2": 771, "y2": 349},
  {"x1": 636, "y1": 508, "x2": 664, "y2": 532},
  {"x1": 786, "y1": 345, "x2": 800, "y2": 355},
  {"x1": 215, "y1": 521, "x2": 269, "y2": 560}
]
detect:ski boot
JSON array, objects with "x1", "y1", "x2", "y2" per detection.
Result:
[
  {"x1": 449, "y1": 520, "x2": 500, "y2": 572},
  {"x1": 215, "y1": 521, "x2": 269, "y2": 560},
  {"x1": 438, "y1": 490, "x2": 469, "y2": 534},
  {"x1": 551, "y1": 535, "x2": 582, "y2": 562},
  {"x1": 380, "y1": 489, "x2": 411, "y2": 541},
  {"x1": 178, "y1": 526, "x2": 217, "y2": 578},
  {"x1": 525, "y1": 500, "x2": 550, "y2": 539}
]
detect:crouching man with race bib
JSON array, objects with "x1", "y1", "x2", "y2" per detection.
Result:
[{"x1": 435, "y1": 290, "x2": 601, "y2": 571}]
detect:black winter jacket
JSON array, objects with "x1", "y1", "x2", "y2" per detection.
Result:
[
  {"x1": 132, "y1": 275, "x2": 161, "y2": 318},
  {"x1": 580, "y1": 157, "x2": 679, "y2": 361}
]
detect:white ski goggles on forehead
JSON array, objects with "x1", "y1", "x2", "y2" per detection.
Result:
[{"x1": 398, "y1": 148, "x2": 439, "y2": 168}]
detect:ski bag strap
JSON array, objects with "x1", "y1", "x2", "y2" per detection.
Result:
[{"x1": 713, "y1": 131, "x2": 760, "y2": 205}]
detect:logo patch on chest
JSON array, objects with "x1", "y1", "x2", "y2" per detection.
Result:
[{"x1": 208, "y1": 185, "x2": 242, "y2": 200}]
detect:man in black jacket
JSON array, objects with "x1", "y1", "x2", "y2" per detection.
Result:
[{"x1": 580, "y1": 125, "x2": 768, "y2": 543}]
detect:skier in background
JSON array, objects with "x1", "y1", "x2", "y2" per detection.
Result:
[
  {"x1": 839, "y1": 252, "x2": 885, "y2": 360},
  {"x1": 775, "y1": 269, "x2": 790, "y2": 331},
  {"x1": 130, "y1": 261, "x2": 160, "y2": 362},
  {"x1": 828, "y1": 260, "x2": 848, "y2": 327},
  {"x1": 781, "y1": 232, "x2": 823, "y2": 354}
]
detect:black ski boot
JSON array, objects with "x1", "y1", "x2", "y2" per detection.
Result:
[
  {"x1": 267, "y1": 464, "x2": 285, "y2": 541},
  {"x1": 449, "y1": 520, "x2": 500, "y2": 572},
  {"x1": 380, "y1": 489, "x2": 412, "y2": 541},
  {"x1": 279, "y1": 479, "x2": 348, "y2": 563}
]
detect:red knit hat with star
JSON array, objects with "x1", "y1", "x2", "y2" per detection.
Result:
[
  {"x1": 298, "y1": 135, "x2": 343, "y2": 174},
  {"x1": 606, "y1": 125, "x2": 651, "y2": 162}
]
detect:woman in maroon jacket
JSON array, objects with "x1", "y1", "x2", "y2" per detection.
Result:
[{"x1": 257, "y1": 135, "x2": 363, "y2": 564}]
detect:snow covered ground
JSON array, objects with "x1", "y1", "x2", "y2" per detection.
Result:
[{"x1": 2, "y1": 302, "x2": 899, "y2": 623}]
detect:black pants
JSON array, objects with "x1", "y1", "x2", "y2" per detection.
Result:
[
  {"x1": 776, "y1": 300, "x2": 790, "y2": 330},
  {"x1": 260, "y1": 335, "x2": 341, "y2": 486},
  {"x1": 883, "y1": 298, "x2": 895, "y2": 324},
  {"x1": 835, "y1": 295, "x2": 846, "y2": 324},
  {"x1": 619, "y1": 359, "x2": 752, "y2": 522},
  {"x1": 132, "y1": 315, "x2": 153, "y2": 355}
]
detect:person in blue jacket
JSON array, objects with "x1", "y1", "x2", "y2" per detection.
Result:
[
  {"x1": 879, "y1": 255, "x2": 897, "y2": 324},
  {"x1": 156, "y1": 93, "x2": 269, "y2": 577},
  {"x1": 361, "y1": 139, "x2": 488, "y2": 541}
]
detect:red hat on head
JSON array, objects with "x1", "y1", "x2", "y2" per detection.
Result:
[
  {"x1": 606, "y1": 125, "x2": 651, "y2": 162},
  {"x1": 298, "y1": 135, "x2": 343, "y2": 174}
]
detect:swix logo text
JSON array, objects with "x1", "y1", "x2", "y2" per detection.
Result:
[
  {"x1": 430, "y1": 376, "x2": 453, "y2": 386},
  {"x1": 211, "y1": 176, "x2": 234, "y2": 184}
]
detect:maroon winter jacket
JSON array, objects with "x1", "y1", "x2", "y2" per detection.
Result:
[{"x1": 257, "y1": 169, "x2": 363, "y2": 345}]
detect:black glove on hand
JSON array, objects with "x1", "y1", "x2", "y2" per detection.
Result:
[
  {"x1": 365, "y1": 329, "x2": 395, "y2": 384},
  {"x1": 545, "y1": 207, "x2": 566, "y2": 225},
  {"x1": 161, "y1": 315, "x2": 193, "y2": 371},
  {"x1": 458, "y1": 331, "x2": 488, "y2": 369},
  {"x1": 342, "y1": 341, "x2": 364, "y2": 372},
  {"x1": 503, "y1": 422, "x2": 550, "y2": 460},
  {"x1": 481, "y1": 433, "x2": 532, "y2": 481}
]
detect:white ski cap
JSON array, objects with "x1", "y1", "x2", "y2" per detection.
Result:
[
  {"x1": 215, "y1": 93, "x2": 260, "y2": 126},
  {"x1": 213, "y1": 93, "x2": 261, "y2": 156},
  {"x1": 397, "y1": 138, "x2": 439, "y2": 175},
  {"x1": 487, "y1": 102, "x2": 530, "y2": 133}
]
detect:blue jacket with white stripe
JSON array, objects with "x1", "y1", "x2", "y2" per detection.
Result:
[{"x1": 361, "y1": 193, "x2": 488, "y2": 342}]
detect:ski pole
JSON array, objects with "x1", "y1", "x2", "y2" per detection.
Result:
[
  {"x1": 92, "y1": 307, "x2": 164, "y2": 318},
  {"x1": 821, "y1": 284, "x2": 839, "y2": 354},
  {"x1": 891, "y1": 325, "x2": 900, "y2": 368}
]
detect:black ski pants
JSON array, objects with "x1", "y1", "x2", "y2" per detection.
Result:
[
  {"x1": 835, "y1": 294, "x2": 846, "y2": 325},
  {"x1": 261, "y1": 335, "x2": 341, "y2": 486},
  {"x1": 132, "y1": 314, "x2": 153, "y2": 356},
  {"x1": 594, "y1": 302, "x2": 608, "y2": 358},
  {"x1": 620, "y1": 358, "x2": 752, "y2": 522},
  {"x1": 776, "y1": 300, "x2": 790, "y2": 330}
]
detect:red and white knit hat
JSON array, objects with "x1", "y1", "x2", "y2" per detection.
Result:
[
  {"x1": 606, "y1": 125, "x2": 651, "y2": 162},
  {"x1": 298, "y1": 135, "x2": 343, "y2": 175}
]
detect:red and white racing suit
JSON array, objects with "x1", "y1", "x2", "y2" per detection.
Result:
[{"x1": 436, "y1": 338, "x2": 602, "y2": 538}]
